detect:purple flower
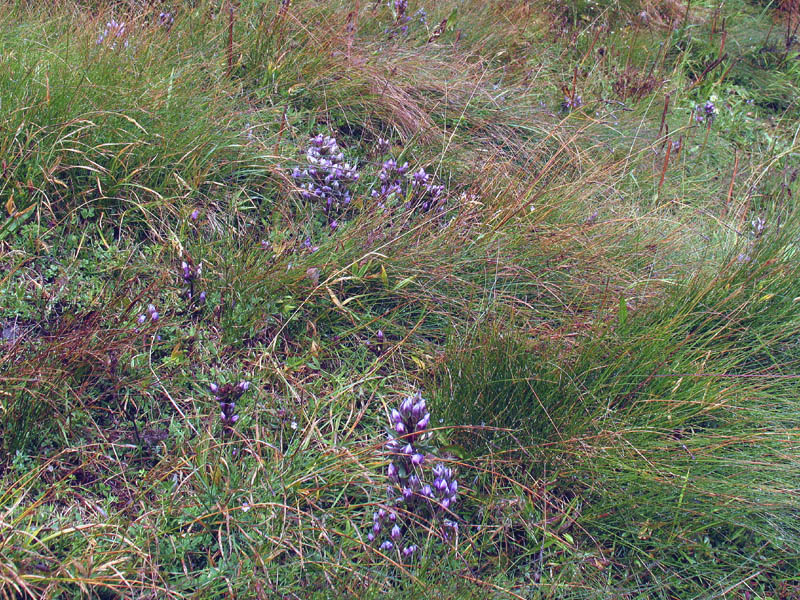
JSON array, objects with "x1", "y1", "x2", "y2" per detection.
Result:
[
  {"x1": 390, "y1": 524, "x2": 401, "y2": 540},
  {"x1": 379, "y1": 540, "x2": 393, "y2": 551},
  {"x1": 137, "y1": 314, "x2": 146, "y2": 325},
  {"x1": 411, "y1": 453, "x2": 424, "y2": 467},
  {"x1": 190, "y1": 209, "x2": 200, "y2": 221}
]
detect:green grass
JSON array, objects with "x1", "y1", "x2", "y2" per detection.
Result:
[{"x1": 1, "y1": 0, "x2": 800, "y2": 598}]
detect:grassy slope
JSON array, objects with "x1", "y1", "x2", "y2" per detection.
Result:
[{"x1": 1, "y1": 0, "x2": 800, "y2": 598}]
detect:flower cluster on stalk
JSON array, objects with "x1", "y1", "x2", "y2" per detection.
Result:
[
  {"x1": 385, "y1": 0, "x2": 426, "y2": 36},
  {"x1": 695, "y1": 100, "x2": 717, "y2": 124},
  {"x1": 158, "y1": 12, "x2": 174, "y2": 30},
  {"x1": 181, "y1": 258, "x2": 204, "y2": 304},
  {"x1": 563, "y1": 94, "x2": 583, "y2": 111},
  {"x1": 367, "y1": 392, "x2": 459, "y2": 560},
  {"x1": 210, "y1": 381, "x2": 249, "y2": 432},
  {"x1": 97, "y1": 19, "x2": 129, "y2": 49},
  {"x1": 372, "y1": 148, "x2": 446, "y2": 214},
  {"x1": 291, "y1": 135, "x2": 359, "y2": 222},
  {"x1": 137, "y1": 304, "x2": 159, "y2": 325}
]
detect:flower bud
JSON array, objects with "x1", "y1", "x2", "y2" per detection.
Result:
[
  {"x1": 399, "y1": 397, "x2": 413, "y2": 416},
  {"x1": 416, "y1": 413, "x2": 430, "y2": 431},
  {"x1": 411, "y1": 453, "x2": 424, "y2": 467},
  {"x1": 390, "y1": 525, "x2": 401, "y2": 540}
]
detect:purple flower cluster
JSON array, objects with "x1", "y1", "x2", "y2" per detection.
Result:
[
  {"x1": 385, "y1": 0, "x2": 423, "y2": 36},
  {"x1": 372, "y1": 159, "x2": 409, "y2": 202},
  {"x1": 210, "y1": 381, "x2": 249, "y2": 431},
  {"x1": 367, "y1": 392, "x2": 460, "y2": 560},
  {"x1": 158, "y1": 12, "x2": 174, "y2": 29},
  {"x1": 367, "y1": 329, "x2": 386, "y2": 356},
  {"x1": 181, "y1": 259, "x2": 204, "y2": 303},
  {"x1": 97, "y1": 19, "x2": 129, "y2": 49},
  {"x1": 181, "y1": 260, "x2": 201, "y2": 285},
  {"x1": 372, "y1": 155, "x2": 446, "y2": 214},
  {"x1": 137, "y1": 304, "x2": 159, "y2": 324},
  {"x1": 751, "y1": 216, "x2": 766, "y2": 238},
  {"x1": 291, "y1": 135, "x2": 359, "y2": 219},
  {"x1": 563, "y1": 95, "x2": 583, "y2": 111},
  {"x1": 376, "y1": 137, "x2": 392, "y2": 156},
  {"x1": 695, "y1": 100, "x2": 717, "y2": 124}
]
